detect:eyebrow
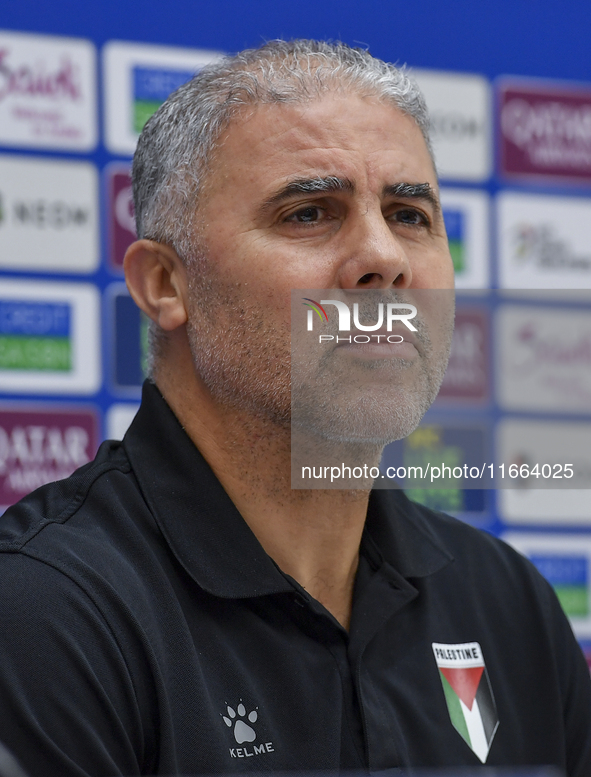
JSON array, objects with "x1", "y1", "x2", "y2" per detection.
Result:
[
  {"x1": 382, "y1": 182, "x2": 441, "y2": 213},
  {"x1": 259, "y1": 176, "x2": 355, "y2": 215},
  {"x1": 258, "y1": 176, "x2": 440, "y2": 215}
]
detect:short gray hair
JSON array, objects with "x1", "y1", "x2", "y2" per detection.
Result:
[{"x1": 132, "y1": 38, "x2": 432, "y2": 261}]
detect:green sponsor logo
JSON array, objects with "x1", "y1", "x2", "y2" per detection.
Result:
[
  {"x1": 554, "y1": 585, "x2": 588, "y2": 617},
  {"x1": 133, "y1": 100, "x2": 162, "y2": 134},
  {"x1": 0, "y1": 336, "x2": 71, "y2": 371},
  {"x1": 448, "y1": 239, "x2": 465, "y2": 273},
  {"x1": 443, "y1": 209, "x2": 465, "y2": 273}
]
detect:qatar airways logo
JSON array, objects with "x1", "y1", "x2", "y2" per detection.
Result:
[
  {"x1": 302, "y1": 298, "x2": 417, "y2": 344},
  {"x1": 0, "y1": 48, "x2": 82, "y2": 103},
  {"x1": 501, "y1": 99, "x2": 591, "y2": 150},
  {"x1": 500, "y1": 84, "x2": 591, "y2": 180}
]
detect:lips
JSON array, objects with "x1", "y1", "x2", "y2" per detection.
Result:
[
  {"x1": 329, "y1": 327, "x2": 420, "y2": 365},
  {"x1": 334, "y1": 326, "x2": 423, "y2": 353}
]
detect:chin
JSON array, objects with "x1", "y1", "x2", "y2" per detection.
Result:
[{"x1": 291, "y1": 389, "x2": 434, "y2": 448}]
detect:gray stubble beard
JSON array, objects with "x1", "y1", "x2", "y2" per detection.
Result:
[{"x1": 184, "y1": 252, "x2": 454, "y2": 449}]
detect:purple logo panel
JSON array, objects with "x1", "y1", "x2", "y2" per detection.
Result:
[
  {"x1": 499, "y1": 82, "x2": 591, "y2": 182},
  {"x1": 0, "y1": 406, "x2": 98, "y2": 508},
  {"x1": 108, "y1": 167, "x2": 136, "y2": 270},
  {"x1": 437, "y1": 309, "x2": 489, "y2": 402}
]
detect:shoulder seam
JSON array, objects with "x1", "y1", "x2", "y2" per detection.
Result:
[{"x1": 0, "y1": 459, "x2": 131, "y2": 552}]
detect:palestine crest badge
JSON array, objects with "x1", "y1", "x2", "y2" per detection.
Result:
[{"x1": 432, "y1": 642, "x2": 499, "y2": 763}]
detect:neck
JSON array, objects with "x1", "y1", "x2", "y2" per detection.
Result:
[{"x1": 155, "y1": 353, "x2": 381, "y2": 630}]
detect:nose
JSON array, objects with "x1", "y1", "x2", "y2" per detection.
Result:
[{"x1": 336, "y1": 207, "x2": 412, "y2": 290}]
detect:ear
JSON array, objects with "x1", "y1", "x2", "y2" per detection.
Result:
[{"x1": 123, "y1": 240, "x2": 188, "y2": 331}]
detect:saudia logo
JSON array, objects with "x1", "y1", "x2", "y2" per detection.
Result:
[
  {"x1": 515, "y1": 321, "x2": 591, "y2": 371},
  {"x1": 302, "y1": 297, "x2": 418, "y2": 344},
  {"x1": 0, "y1": 48, "x2": 82, "y2": 102}
]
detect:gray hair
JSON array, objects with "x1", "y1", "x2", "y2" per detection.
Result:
[
  {"x1": 132, "y1": 38, "x2": 432, "y2": 259},
  {"x1": 131, "y1": 39, "x2": 432, "y2": 375}
]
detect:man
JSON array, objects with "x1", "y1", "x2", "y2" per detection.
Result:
[{"x1": 0, "y1": 39, "x2": 589, "y2": 777}]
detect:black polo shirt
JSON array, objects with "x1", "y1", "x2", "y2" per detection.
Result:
[{"x1": 0, "y1": 381, "x2": 589, "y2": 777}]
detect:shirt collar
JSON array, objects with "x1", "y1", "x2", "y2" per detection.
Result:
[
  {"x1": 124, "y1": 381, "x2": 453, "y2": 600},
  {"x1": 364, "y1": 489, "x2": 454, "y2": 579}
]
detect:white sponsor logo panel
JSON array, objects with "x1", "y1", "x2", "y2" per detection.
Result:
[
  {"x1": 106, "y1": 403, "x2": 139, "y2": 440},
  {"x1": 497, "y1": 418, "x2": 591, "y2": 524},
  {"x1": 103, "y1": 40, "x2": 224, "y2": 155},
  {"x1": 0, "y1": 155, "x2": 98, "y2": 273},
  {"x1": 499, "y1": 490, "x2": 591, "y2": 524},
  {"x1": 498, "y1": 192, "x2": 591, "y2": 289},
  {"x1": 411, "y1": 69, "x2": 491, "y2": 182},
  {"x1": 496, "y1": 304, "x2": 591, "y2": 414},
  {"x1": 0, "y1": 30, "x2": 96, "y2": 151},
  {"x1": 0, "y1": 279, "x2": 100, "y2": 394}
]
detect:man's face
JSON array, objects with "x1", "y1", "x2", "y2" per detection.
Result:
[{"x1": 183, "y1": 92, "x2": 454, "y2": 437}]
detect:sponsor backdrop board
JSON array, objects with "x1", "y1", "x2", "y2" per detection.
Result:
[
  {"x1": 107, "y1": 283, "x2": 148, "y2": 396},
  {"x1": 106, "y1": 403, "x2": 140, "y2": 441},
  {"x1": 107, "y1": 164, "x2": 135, "y2": 271},
  {"x1": 499, "y1": 80, "x2": 591, "y2": 184},
  {"x1": 0, "y1": 154, "x2": 99, "y2": 273},
  {"x1": 504, "y1": 533, "x2": 591, "y2": 639},
  {"x1": 495, "y1": 302, "x2": 591, "y2": 414},
  {"x1": 0, "y1": 30, "x2": 97, "y2": 152},
  {"x1": 440, "y1": 188, "x2": 490, "y2": 289},
  {"x1": 435, "y1": 306, "x2": 490, "y2": 404},
  {"x1": 0, "y1": 279, "x2": 101, "y2": 394},
  {"x1": 103, "y1": 41, "x2": 223, "y2": 155},
  {"x1": 0, "y1": 404, "x2": 98, "y2": 511},
  {"x1": 497, "y1": 192, "x2": 591, "y2": 289},
  {"x1": 1, "y1": 1, "x2": 591, "y2": 644},
  {"x1": 412, "y1": 70, "x2": 491, "y2": 182}
]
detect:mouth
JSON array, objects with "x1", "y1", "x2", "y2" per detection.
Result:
[{"x1": 333, "y1": 326, "x2": 421, "y2": 360}]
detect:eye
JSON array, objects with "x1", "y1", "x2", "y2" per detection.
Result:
[
  {"x1": 285, "y1": 206, "x2": 324, "y2": 224},
  {"x1": 392, "y1": 208, "x2": 430, "y2": 226}
]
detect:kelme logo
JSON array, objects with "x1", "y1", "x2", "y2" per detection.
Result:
[
  {"x1": 221, "y1": 700, "x2": 275, "y2": 760},
  {"x1": 432, "y1": 642, "x2": 499, "y2": 763}
]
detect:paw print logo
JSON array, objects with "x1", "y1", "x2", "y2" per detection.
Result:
[{"x1": 222, "y1": 701, "x2": 258, "y2": 744}]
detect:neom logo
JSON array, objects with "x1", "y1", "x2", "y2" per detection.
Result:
[
  {"x1": 0, "y1": 48, "x2": 82, "y2": 102},
  {"x1": 8, "y1": 198, "x2": 90, "y2": 230},
  {"x1": 430, "y1": 111, "x2": 483, "y2": 140}
]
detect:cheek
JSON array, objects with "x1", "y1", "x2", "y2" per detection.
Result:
[{"x1": 415, "y1": 246, "x2": 455, "y2": 288}]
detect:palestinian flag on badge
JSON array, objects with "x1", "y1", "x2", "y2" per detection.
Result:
[{"x1": 432, "y1": 642, "x2": 499, "y2": 763}]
